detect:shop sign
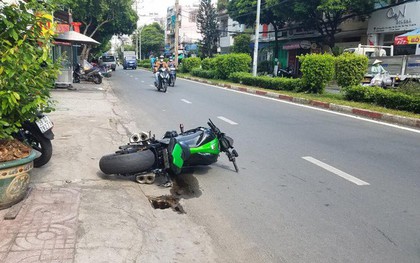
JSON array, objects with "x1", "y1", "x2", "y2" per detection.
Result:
[
  {"x1": 367, "y1": 2, "x2": 420, "y2": 34},
  {"x1": 300, "y1": 41, "x2": 311, "y2": 49}
]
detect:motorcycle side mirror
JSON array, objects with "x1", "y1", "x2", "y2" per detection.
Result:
[{"x1": 180, "y1": 124, "x2": 184, "y2": 133}]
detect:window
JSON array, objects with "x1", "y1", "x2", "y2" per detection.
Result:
[{"x1": 189, "y1": 10, "x2": 197, "y2": 22}]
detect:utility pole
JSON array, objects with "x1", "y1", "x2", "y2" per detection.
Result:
[
  {"x1": 174, "y1": 0, "x2": 179, "y2": 66},
  {"x1": 135, "y1": 0, "x2": 139, "y2": 59},
  {"x1": 252, "y1": 0, "x2": 261, "y2": 76}
]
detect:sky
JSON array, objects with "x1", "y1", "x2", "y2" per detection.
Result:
[{"x1": 137, "y1": 0, "x2": 200, "y2": 19}]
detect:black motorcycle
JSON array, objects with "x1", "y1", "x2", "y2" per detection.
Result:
[
  {"x1": 278, "y1": 67, "x2": 294, "y2": 78},
  {"x1": 99, "y1": 119, "x2": 238, "y2": 186},
  {"x1": 73, "y1": 61, "x2": 103, "y2": 84},
  {"x1": 156, "y1": 67, "x2": 170, "y2": 92},
  {"x1": 14, "y1": 113, "x2": 54, "y2": 167}
]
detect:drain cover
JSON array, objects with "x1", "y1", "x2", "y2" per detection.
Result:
[{"x1": 148, "y1": 195, "x2": 185, "y2": 213}]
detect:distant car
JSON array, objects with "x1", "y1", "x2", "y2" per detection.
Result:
[
  {"x1": 123, "y1": 56, "x2": 137, "y2": 70},
  {"x1": 100, "y1": 55, "x2": 117, "y2": 71}
]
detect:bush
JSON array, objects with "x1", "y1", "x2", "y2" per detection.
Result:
[
  {"x1": 214, "y1": 53, "x2": 252, "y2": 79},
  {"x1": 191, "y1": 68, "x2": 217, "y2": 79},
  {"x1": 299, "y1": 53, "x2": 335, "y2": 94},
  {"x1": 138, "y1": 59, "x2": 151, "y2": 68},
  {"x1": 181, "y1": 57, "x2": 201, "y2": 73},
  {"x1": 344, "y1": 85, "x2": 420, "y2": 113},
  {"x1": 229, "y1": 72, "x2": 302, "y2": 91},
  {"x1": 397, "y1": 80, "x2": 420, "y2": 96},
  {"x1": 201, "y1": 57, "x2": 217, "y2": 70},
  {"x1": 336, "y1": 53, "x2": 368, "y2": 88}
]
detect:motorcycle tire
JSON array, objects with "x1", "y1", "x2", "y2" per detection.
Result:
[
  {"x1": 73, "y1": 73, "x2": 80, "y2": 83},
  {"x1": 26, "y1": 131, "x2": 53, "y2": 168},
  {"x1": 162, "y1": 81, "x2": 167, "y2": 93},
  {"x1": 99, "y1": 149, "x2": 155, "y2": 175},
  {"x1": 93, "y1": 75, "x2": 102, "y2": 84}
]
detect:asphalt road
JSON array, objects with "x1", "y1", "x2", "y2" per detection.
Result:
[{"x1": 108, "y1": 67, "x2": 420, "y2": 263}]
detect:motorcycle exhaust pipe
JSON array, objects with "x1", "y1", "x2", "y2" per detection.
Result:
[{"x1": 129, "y1": 131, "x2": 149, "y2": 143}]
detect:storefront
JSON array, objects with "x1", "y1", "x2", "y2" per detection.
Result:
[
  {"x1": 367, "y1": 1, "x2": 420, "y2": 55},
  {"x1": 282, "y1": 40, "x2": 313, "y2": 76}
]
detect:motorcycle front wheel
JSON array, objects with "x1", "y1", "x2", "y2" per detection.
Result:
[
  {"x1": 99, "y1": 150, "x2": 155, "y2": 175},
  {"x1": 73, "y1": 73, "x2": 80, "y2": 83},
  {"x1": 25, "y1": 131, "x2": 53, "y2": 167},
  {"x1": 162, "y1": 80, "x2": 168, "y2": 93}
]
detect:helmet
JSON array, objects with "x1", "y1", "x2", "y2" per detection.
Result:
[
  {"x1": 169, "y1": 59, "x2": 173, "y2": 62},
  {"x1": 159, "y1": 55, "x2": 164, "y2": 59}
]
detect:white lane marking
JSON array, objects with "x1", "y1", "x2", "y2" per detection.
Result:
[
  {"x1": 141, "y1": 80, "x2": 145, "y2": 83},
  {"x1": 217, "y1": 116, "x2": 238, "y2": 125},
  {"x1": 302, "y1": 156, "x2": 370, "y2": 186},
  {"x1": 149, "y1": 85, "x2": 154, "y2": 87},
  {"x1": 181, "y1": 99, "x2": 192, "y2": 104},
  {"x1": 180, "y1": 78, "x2": 420, "y2": 134}
]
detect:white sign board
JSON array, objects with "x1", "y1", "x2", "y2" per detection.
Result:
[{"x1": 367, "y1": 2, "x2": 420, "y2": 34}]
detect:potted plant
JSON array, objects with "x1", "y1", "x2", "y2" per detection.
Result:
[{"x1": 0, "y1": 0, "x2": 60, "y2": 209}]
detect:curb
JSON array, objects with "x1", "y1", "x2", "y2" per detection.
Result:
[{"x1": 182, "y1": 76, "x2": 420, "y2": 129}]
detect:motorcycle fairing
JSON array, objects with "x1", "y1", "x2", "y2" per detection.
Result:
[
  {"x1": 190, "y1": 138, "x2": 220, "y2": 155},
  {"x1": 169, "y1": 139, "x2": 191, "y2": 169}
]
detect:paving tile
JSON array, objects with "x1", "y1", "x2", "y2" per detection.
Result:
[{"x1": 0, "y1": 187, "x2": 81, "y2": 263}]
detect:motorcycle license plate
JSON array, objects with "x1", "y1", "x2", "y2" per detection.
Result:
[{"x1": 35, "y1": 116, "x2": 53, "y2": 133}]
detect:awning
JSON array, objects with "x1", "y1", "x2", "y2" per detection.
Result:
[
  {"x1": 283, "y1": 42, "x2": 301, "y2": 50},
  {"x1": 54, "y1": 31, "x2": 100, "y2": 45},
  {"x1": 394, "y1": 28, "x2": 420, "y2": 45}
]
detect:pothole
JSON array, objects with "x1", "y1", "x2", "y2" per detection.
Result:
[{"x1": 148, "y1": 195, "x2": 185, "y2": 214}]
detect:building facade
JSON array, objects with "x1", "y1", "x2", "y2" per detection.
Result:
[
  {"x1": 368, "y1": 0, "x2": 420, "y2": 55},
  {"x1": 166, "y1": 3, "x2": 201, "y2": 57}
]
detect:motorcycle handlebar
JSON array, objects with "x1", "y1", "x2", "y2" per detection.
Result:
[{"x1": 207, "y1": 119, "x2": 220, "y2": 135}]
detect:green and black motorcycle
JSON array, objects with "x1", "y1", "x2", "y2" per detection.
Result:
[{"x1": 99, "y1": 119, "x2": 238, "y2": 186}]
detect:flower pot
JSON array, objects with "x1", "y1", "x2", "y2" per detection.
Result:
[{"x1": 0, "y1": 150, "x2": 36, "y2": 210}]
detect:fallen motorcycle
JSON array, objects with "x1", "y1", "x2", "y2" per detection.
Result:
[
  {"x1": 99, "y1": 119, "x2": 238, "y2": 186},
  {"x1": 14, "y1": 113, "x2": 54, "y2": 167}
]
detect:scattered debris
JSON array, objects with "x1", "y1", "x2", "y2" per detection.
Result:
[{"x1": 148, "y1": 195, "x2": 185, "y2": 214}]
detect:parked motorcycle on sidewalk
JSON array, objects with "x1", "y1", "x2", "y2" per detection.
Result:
[
  {"x1": 168, "y1": 66, "x2": 176, "y2": 87},
  {"x1": 73, "y1": 60, "x2": 103, "y2": 84},
  {"x1": 278, "y1": 67, "x2": 294, "y2": 78},
  {"x1": 99, "y1": 119, "x2": 239, "y2": 186},
  {"x1": 13, "y1": 113, "x2": 54, "y2": 167},
  {"x1": 155, "y1": 67, "x2": 170, "y2": 92}
]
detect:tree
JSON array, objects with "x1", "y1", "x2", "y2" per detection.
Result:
[
  {"x1": 0, "y1": 0, "x2": 60, "y2": 139},
  {"x1": 232, "y1": 34, "x2": 251, "y2": 54},
  {"x1": 274, "y1": 0, "x2": 377, "y2": 48},
  {"x1": 227, "y1": 0, "x2": 286, "y2": 60},
  {"x1": 65, "y1": 0, "x2": 138, "y2": 59},
  {"x1": 140, "y1": 23, "x2": 165, "y2": 58},
  {"x1": 197, "y1": 0, "x2": 220, "y2": 57}
]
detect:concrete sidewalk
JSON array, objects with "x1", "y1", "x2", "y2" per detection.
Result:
[{"x1": 0, "y1": 81, "x2": 217, "y2": 263}]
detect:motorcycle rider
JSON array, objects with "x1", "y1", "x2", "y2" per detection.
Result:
[
  {"x1": 167, "y1": 58, "x2": 177, "y2": 83},
  {"x1": 154, "y1": 55, "x2": 169, "y2": 87},
  {"x1": 371, "y1": 59, "x2": 386, "y2": 75}
]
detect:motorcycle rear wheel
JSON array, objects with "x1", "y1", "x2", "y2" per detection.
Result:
[
  {"x1": 99, "y1": 150, "x2": 155, "y2": 175},
  {"x1": 25, "y1": 131, "x2": 53, "y2": 167},
  {"x1": 93, "y1": 75, "x2": 102, "y2": 84}
]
